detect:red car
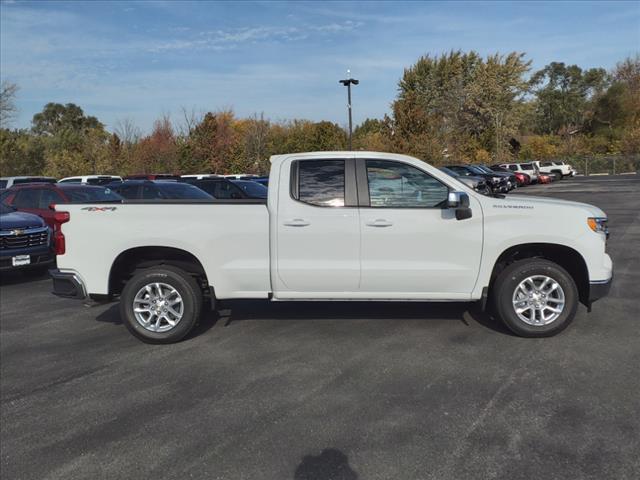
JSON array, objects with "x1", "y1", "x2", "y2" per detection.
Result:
[
  {"x1": 1, "y1": 183, "x2": 122, "y2": 231},
  {"x1": 537, "y1": 173, "x2": 553, "y2": 184},
  {"x1": 513, "y1": 171, "x2": 531, "y2": 186}
]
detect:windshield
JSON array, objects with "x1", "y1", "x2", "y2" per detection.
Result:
[
  {"x1": 231, "y1": 180, "x2": 268, "y2": 198},
  {"x1": 439, "y1": 167, "x2": 460, "y2": 177},
  {"x1": 466, "y1": 165, "x2": 486, "y2": 175},
  {"x1": 86, "y1": 177, "x2": 120, "y2": 185},
  {"x1": 65, "y1": 187, "x2": 123, "y2": 202},
  {"x1": 158, "y1": 183, "x2": 213, "y2": 199},
  {"x1": 474, "y1": 165, "x2": 494, "y2": 174},
  {"x1": 0, "y1": 203, "x2": 16, "y2": 214}
]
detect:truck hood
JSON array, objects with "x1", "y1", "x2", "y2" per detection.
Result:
[
  {"x1": 497, "y1": 195, "x2": 606, "y2": 217},
  {"x1": 0, "y1": 211, "x2": 46, "y2": 230}
]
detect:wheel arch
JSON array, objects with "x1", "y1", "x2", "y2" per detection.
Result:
[
  {"x1": 488, "y1": 243, "x2": 590, "y2": 306},
  {"x1": 108, "y1": 246, "x2": 210, "y2": 297}
]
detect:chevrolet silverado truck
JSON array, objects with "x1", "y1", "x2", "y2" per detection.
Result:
[{"x1": 49, "y1": 152, "x2": 613, "y2": 343}]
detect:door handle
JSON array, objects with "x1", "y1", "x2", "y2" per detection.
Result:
[
  {"x1": 365, "y1": 219, "x2": 393, "y2": 227},
  {"x1": 283, "y1": 218, "x2": 311, "y2": 227}
]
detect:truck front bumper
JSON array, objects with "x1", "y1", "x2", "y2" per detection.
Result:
[
  {"x1": 50, "y1": 269, "x2": 87, "y2": 300},
  {"x1": 588, "y1": 275, "x2": 613, "y2": 306}
]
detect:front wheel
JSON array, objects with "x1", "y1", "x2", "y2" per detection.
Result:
[
  {"x1": 120, "y1": 265, "x2": 203, "y2": 343},
  {"x1": 492, "y1": 259, "x2": 578, "y2": 337}
]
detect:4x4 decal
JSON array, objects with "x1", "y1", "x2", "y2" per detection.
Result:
[{"x1": 81, "y1": 206, "x2": 118, "y2": 212}]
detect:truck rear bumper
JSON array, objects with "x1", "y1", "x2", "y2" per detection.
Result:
[{"x1": 50, "y1": 269, "x2": 87, "y2": 300}]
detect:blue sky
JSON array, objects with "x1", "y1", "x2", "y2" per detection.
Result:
[{"x1": 1, "y1": 0, "x2": 639, "y2": 133}]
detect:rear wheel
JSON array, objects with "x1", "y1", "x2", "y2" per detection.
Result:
[
  {"x1": 120, "y1": 265, "x2": 203, "y2": 343},
  {"x1": 492, "y1": 259, "x2": 578, "y2": 337}
]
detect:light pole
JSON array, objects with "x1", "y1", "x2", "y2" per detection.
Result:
[{"x1": 339, "y1": 71, "x2": 359, "y2": 150}]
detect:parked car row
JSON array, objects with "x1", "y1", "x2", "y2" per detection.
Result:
[{"x1": 437, "y1": 160, "x2": 576, "y2": 195}]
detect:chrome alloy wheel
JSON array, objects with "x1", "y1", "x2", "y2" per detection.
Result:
[
  {"x1": 512, "y1": 275, "x2": 565, "y2": 326},
  {"x1": 133, "y1": 282, "x2": 184, "y2": 332}
]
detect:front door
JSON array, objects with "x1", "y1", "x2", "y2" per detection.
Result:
[
  {"x1": 358, "y1": 159, "x2": 483, "y2": 298},
  {"x1": 275, "y1": 158, "x2": 360, "y2": 295}
]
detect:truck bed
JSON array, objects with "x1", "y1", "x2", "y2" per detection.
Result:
[{"x1": 56, "y1": 202, "x2": 271, "y2": 299}]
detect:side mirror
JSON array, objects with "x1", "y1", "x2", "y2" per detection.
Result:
[{"x1": 447, "y1": 191, "x2": 472, "y2": 220}]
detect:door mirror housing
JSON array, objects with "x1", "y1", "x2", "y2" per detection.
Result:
[
  {"x1": 447, "y1": 191, "x2": 472, "y2": 220},
  {"x1": 447, "y1": 191, "x2": 469, "y2": 208}
]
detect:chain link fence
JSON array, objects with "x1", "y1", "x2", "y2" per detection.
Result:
[{"x1": 573, "y1": 155, "x2": 640, "y2": 176}]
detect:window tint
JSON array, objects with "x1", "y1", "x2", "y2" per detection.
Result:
[
  {"x1": 13, "y1": 189, "x2": 40, "y2": 208},
  {"x1": 65, "y1": 187, "x2": 122, "y2": 202},
  {"x1": 297, "y1": 160, "x2": 345, "y2": 207},
  {"x1": 116, "y1": 184, "x2": 140, "y2": 199},
  {"x1": 366, "y1": 160, "x2": 448, "y2": 208},
  {"x1": 214, "y1": 181, "x2": 245, "y2": 199},
  {"x1": 87, "y1": 177, "x2": 117, "y2": 185},
  {"x1": 154, "y1": 183, "x2": 213, "y2": 199},
  {"x1": 508, "y1": 165, "x2": 518, "y2": 171},
  {"x1": 541, "y1": 161, "x2": 553, "y2": 166},
  {"x1": 447, "y1": 166, "x2": 469, "y2": 175},
  {"x1": 467, "y1": 166, "x2": 486, "y2": 175},
  {"x1": 231, "y1": 180, "x2": 268, "y2": 198},
  {"x1": 14, "y1": 177, "x2": 56, "y2": 185},
  {"x1": 0, "y1": 180, "x2": 7, "y2": 188},
  {"x1": 39, "y1": 189, "x2": 64, "y2": 208},
  {"x1": 520, "y1": 163, "x2": 534, "y2": 171},
  {"x1": 142, "y1": 185, "x2": 162, "y2": 199}
]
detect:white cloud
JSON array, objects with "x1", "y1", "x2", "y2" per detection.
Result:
[{"x1": 150, "y1": 21, "x2": 362, "y2": 52}]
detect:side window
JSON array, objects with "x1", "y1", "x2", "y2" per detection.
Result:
[
  {"x1": 13, "y1": 189, "x2": 41, "y2": 208},
  {"x1": 119, "y1": 185, "x2": 140, "y2": 199},
  {"x1": 142, "y1": 185, "x2": 162, "y2": 199},
  {"x1": 215, "y1": 181, "x2": 244, "y2": 199},
  {"x1": 366, "y1": 160, "x2": 448, "y2": 208},
  {"x1": 0, "y1": 180, "x2": 7, "y2": 188},
  {"x1": 508, "y1": 165, "x2": 518, "y2": 171},
  {"x1": 296, "y1": 160, "x2": 345, "y2": 207},
  {"x1": 38, "y1": 189, "x2": 64, "y2": 208}
]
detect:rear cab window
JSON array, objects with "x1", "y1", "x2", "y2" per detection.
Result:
[{"x1": 292, "y1": 159, "x2": 346, "y2": 207}]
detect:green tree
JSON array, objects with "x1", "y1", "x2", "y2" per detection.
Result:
[
  {"x1": 32, "y1": 103, "x2": 102, "y2": 136},
  {"x1": 392, "y1": 50, "x2": 530, "y2": 163},
  {"x1": 0, "y1": 129, "x2": 46, "y2": 175},
  {"x1": 529, "y1": 62, "x2": 608, "y2": 135}
]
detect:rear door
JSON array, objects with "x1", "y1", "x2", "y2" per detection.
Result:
[
  {"x1": 275, "y1": 157, "x2": 360, "y2": 294},
  {"x1": 358, "y1": 158, "x2": 483, "y2": 297}
]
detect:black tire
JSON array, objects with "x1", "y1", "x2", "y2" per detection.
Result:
[
  {"x1": 120, "y1": 265, "x2": 203, "y2": 344},
  {"x1": 492, "y1": 259, "x2": 578, "y2": 337}
]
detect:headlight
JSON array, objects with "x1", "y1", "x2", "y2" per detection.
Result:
[{"x1": 587, "y1": 217, "x2": 609, "y2": 237}]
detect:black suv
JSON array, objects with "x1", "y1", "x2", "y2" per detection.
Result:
[{"x1": 444, "y1": 165, "x2": 510, "y2": 193}]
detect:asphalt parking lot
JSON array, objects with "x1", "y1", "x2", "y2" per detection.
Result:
[{"x1": 1, "y1": 175, "x2": 639, "y2": 480}]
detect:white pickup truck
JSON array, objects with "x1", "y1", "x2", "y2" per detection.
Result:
[
  {"x1": 50, "y1": 151, "x2": 612, "y2": 343},
  {"x1": 534, "y1": 160, "x2": 576, "y2": 178}
]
